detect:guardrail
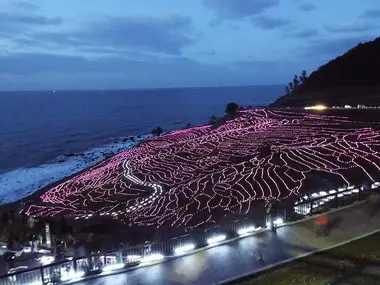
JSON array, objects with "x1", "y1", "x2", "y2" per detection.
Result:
[{"x1": 1, "y1": 182, "x2": 379, "y2": 285}]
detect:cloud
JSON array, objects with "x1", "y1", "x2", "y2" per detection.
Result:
[
  {"x1": 233, "y1": 58, "x2": 279, "y2": 68},
  {"x1": 297, "y1": 35, "x2": 376, "y2": 59},
  {"x1": 0, "y1": 12, "x2": 61, "y2": 26},
  {"x1": 14, "y1": 1, "x2": 40, "y2": 11},
  {"x1": 361, "y1": 9, "x2": 380, "y2": 19},
  {"x1": 19, "y1": 15, "x2": 195, "y2": 55},
  {"x1": 284, "y1": 28, "x2": 318, "y2": 38},
  {"x1": 298, "y1": 3, "x2": 316, "y2": 11},
  {"x1": 325, "y1": 22, "x2": 376, "y2": 33},
  {"x1": 196, "y1": 51, "x2": 216, "y2": 55},
  {"x1": 0, "y1": 52, "x2": 268, "y2": 89},
  {"x1": 250, "y1": 16, "x2": 291, "y2": 30},
  {"x1": 0, "y1": 11, "x2": 62, "y2": 37},
  {"x1": 203, "y1": 0, "x2": 279, "y2": 20}
]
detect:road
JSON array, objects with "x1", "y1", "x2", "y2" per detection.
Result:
[{"x1": 72, "y1": 202, "x2": 380, "y2": 285}]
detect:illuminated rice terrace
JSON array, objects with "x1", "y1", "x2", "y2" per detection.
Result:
[{"x1": 24, "y1": 109, "x2": 380, "y2": 229}]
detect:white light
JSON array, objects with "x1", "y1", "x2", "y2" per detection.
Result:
[
  {"x1": 311, "y1": 193, "x2": 319, "y2": 198},
  {"x1": 319, "y1": 191, "x2": 327, "y2": 196},
  {"x1": 1, "y1": 245, "x2": 6, "y2": 248},
  {"x1": 40, "y1": 256, "x2": 55, "y2": 265},
  {"x1": 337, "y1": 194, "x2": 344, "y2": 198},
  {"x1": 352, "y1": 189, "x2": 359, "y2": 193},
  {"x1": 127, "y1": 255, "x2": 142, "y2": 260},
  {"x1": 174, "y1": 244, "x2": 195, "y2": 255},
  {"x1": 102, "y1": 263, "x2": 125, "y2": 272},
  {"x1": 329, "y1": 190, "x2": 336, "y2": 194},
  {"x1": 347, "y1": 185, "x2": 354, "y2": 190},
  {"x1": 237, "y1": 226, "x2": 257, "y2": 236},
  {"x1": 207, "y1": 235, "x2": 226, "y2": 245},
  {"x1": 27, "y1": 282, "x2": 43, "y2": 285},
  {"x1": 274, "y1": 218, "x2": 284, "y2": 225},
  {"x1": 142, "y1": 254, "x2": 164, "y2": 263},
  {"x1": 23, "y1": 247, "x2": 31, "y2": 253},
  {"x1": 60, "y1": 270, "x2": 85, "y2": 282},
  {"x1": 304, "y1": 105, "x2": 327, "y2": 110}
]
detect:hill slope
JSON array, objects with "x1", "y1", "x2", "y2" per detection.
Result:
[
  {"x1": 24, "y1": 109, "x2": 380, "y2": 231},
  {"x1": 271, "y1": 37, "x2": 380, "y2": 107}
]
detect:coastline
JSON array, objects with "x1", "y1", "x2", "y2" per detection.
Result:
[
  {"x1": 0, "y1": 133, "x2": 155, "y2": 211},
  {"x1": 2, "y1": 107, "x2": 379, "y2": 213}
]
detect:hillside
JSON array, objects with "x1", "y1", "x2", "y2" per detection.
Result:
[
  {"x1": 23, "y1": 109, "x2": 380, "y2": 233},
  {"x1": 271, "y1": 36, "x2": 380, "y2": 107}
]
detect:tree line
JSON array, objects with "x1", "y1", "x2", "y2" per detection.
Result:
[
  {"x1": 151, "y1": 102, "x2": 241, "y2": 137},
  {"x1": 285, "y1": 70, "x2": 308, "y2": 95}
]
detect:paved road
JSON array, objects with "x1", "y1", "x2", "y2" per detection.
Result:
[{"x1": 71, "y1": 202, "x2": 380, "y2": 285}]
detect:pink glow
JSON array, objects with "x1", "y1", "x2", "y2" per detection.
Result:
[{"x1": 24, "y1": 109, "x2": 380, "y2": 229}]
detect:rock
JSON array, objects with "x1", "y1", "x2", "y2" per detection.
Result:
[
  {"x1": 64, "y1": 153, "x2": 76, "y2": 157},
  {"x1": 130, "y1": 136, "x2": 135, "y2": 141}
]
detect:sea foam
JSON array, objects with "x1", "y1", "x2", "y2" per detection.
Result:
[{"x1": 0, "y1": 134, "x2": 152, "y2": 205}]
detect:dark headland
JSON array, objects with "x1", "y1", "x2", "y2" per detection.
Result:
[{"x1": 271, "y1": 36, "x2": 380, "y2": 107}]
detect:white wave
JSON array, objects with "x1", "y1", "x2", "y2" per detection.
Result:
[{"x1": 0, "y1": 134, "x2": 152, "y2": 205}]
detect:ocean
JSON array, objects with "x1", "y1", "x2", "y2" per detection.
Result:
[{"x1": 0, "y1": 85, "x2": 283, "y2": 204}]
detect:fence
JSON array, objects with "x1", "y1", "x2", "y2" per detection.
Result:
[{"x1": 1, "y1": 182, "x2": 379, "y2": 285}]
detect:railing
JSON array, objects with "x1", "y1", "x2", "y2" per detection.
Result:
[
  {"x1": 1, "y1": 182, "x2": 379, "y2": 285},
  {"x1": 286, "y1": 183, "x2": 378, "y2": 222}
]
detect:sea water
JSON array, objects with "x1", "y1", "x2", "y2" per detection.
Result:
[{"x1": 0, "y1": 85, "x2": 283, "y2": 204}]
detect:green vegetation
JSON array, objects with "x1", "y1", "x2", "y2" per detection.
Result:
[
  {"x1": 225, "y1": 102, "x2": 239, "y2": 116},
  {"x1": 209, "y1": 103, "x2": 241, "y2": 127},
  {"x1": 229, "y1": 232, "x2": 380, "y2": 285},
  {"x1": 285, "y1": 70, "x2": 308, "y2": 95},
  {"x1": 272, "y1": 36, "x2": 380, "y2": 107},
  {"x1": 151, "y1": 126, "x2": 163, "y2": 136}
]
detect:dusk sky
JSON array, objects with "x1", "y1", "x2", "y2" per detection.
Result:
[{"x1": 0, "y1": 0, "x2": 379, "y2": 90}]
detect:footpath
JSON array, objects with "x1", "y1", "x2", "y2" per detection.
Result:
[
  {"x1": 2, "y1": 201, "x2": 380, "y2": 285},
  {"x1": 67, "y1": 201, "x2": 380, "y2": 285}
]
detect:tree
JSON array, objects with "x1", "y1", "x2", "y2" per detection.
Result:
[
  {"x1": 152, "y1": 127, "x2": 163, "y2": 136},
  {"x1": 300, "y1": 70, "x2": 308, "y2": 84},
  {"x1": 288, "y1": 82, "x2": 294, "y2": 92},
  {"x1": 293, "y1": 75, "x2": 300, "y2": 90},
  {"x1": 225, "y1": 102, "x2": 239, "y2": 116},
  {"x1": 209, "y1": 115, "x2": 218, "y2": 125},
  {"x1": 285, "y1": 85, "x2": 290, "y2": 95}
]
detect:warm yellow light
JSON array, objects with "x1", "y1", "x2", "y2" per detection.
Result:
[{"x1": 304, "y1": 105, "x2": 327, "y2": 110}]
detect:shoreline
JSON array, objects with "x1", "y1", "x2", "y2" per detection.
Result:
[
  {"x1": 2, "y1": 107, "x2": 380, "y2": 214},
  {"x1": 0, "y1": 134, "x2": 155, "y2": 212}
]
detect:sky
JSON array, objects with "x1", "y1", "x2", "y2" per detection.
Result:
[{"x1": 0, "y1": 0, "x2": 379, "y2": 90}]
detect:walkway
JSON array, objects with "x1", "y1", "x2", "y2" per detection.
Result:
[{"x1": 71, "y1": 202, "x2": 380, "y2": 285}]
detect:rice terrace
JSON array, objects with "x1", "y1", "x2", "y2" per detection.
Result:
[{"x1": 23, "y1": 109, "x2": 380, "y2": 230}]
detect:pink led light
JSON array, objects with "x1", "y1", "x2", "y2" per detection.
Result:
[{"x1": 24, "y1": 109, "x2": 380, "y2": 229}]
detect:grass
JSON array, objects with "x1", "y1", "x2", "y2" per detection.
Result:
[{"x1": 229, "y1": 232, "x2": 380, "y2": 285}]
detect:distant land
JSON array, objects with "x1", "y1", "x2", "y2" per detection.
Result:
[{"x1": 271, "y1": 36, "x2": 380, "y2": 107}]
